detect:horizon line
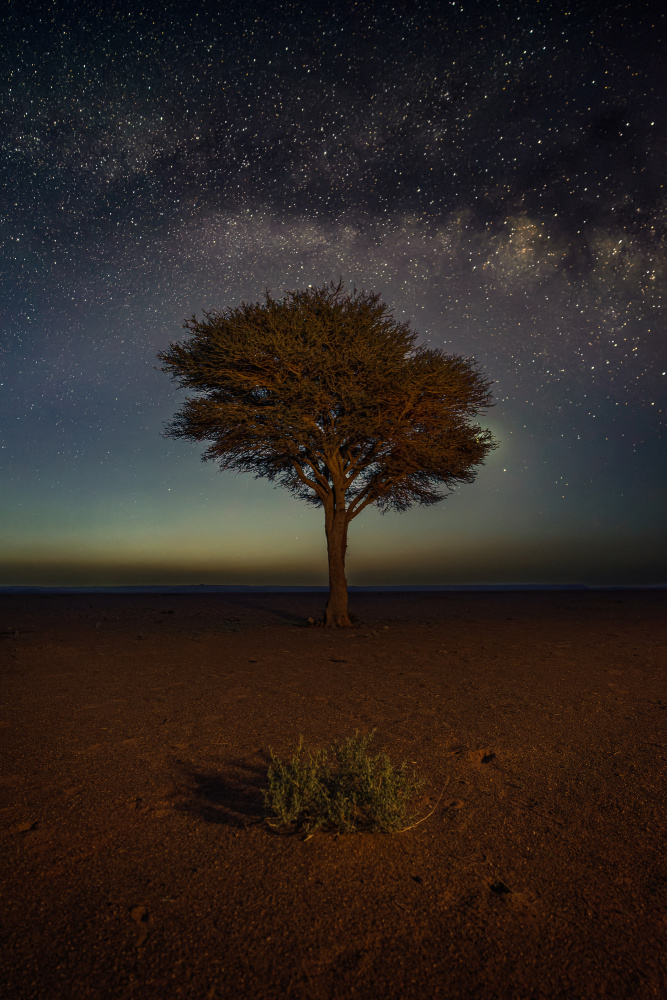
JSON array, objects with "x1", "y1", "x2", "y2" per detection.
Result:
[{"x1": 1, "y1": 583, "x2": 665, "y2": 595}]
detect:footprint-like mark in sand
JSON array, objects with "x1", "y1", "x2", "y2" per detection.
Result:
[
  {"x1": 447, "y1": 745, "x2": 496, "y2": 765},
  {"x1": 131, "y1": 905, "x2": 151, "y2": 946}
]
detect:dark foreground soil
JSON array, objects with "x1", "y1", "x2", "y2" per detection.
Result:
[{"x1": 1, "y1": 589, "x2": 666, "y2": 1000}]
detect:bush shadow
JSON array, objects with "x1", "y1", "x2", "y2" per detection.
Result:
[{"x1": 173, "y1": 755, "x2": 270, "y2": 828}]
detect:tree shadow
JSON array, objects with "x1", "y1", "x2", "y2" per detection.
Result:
[
  {"x1": 229, "y1": 597, "x2": 322, "y2": 625},
  {"x1": 173, "y1": 755, "x2": 269, "y2": 828}
]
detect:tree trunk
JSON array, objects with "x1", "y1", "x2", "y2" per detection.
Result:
[{"x1": 324, "y1": 509, "x2": 351, "y2": 627}]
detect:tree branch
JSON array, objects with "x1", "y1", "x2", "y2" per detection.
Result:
[
  {"x1": 346, "y1": 492, "x2": 376, "y2": 521},
  {"x1": 291, "y1": 461, "x2": 329, "y2": 501},
  {"x1": 302, "y1": 456, "x2": 331, "y2": 491}
]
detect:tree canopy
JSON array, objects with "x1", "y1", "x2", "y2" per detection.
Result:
[{"x1": 159, "y1": 281, "x2": 496, "y2": 626}]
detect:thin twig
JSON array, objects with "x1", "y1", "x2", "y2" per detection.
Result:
[{"x1": 396, "y1": 777, "x2": 450, "y2": 834}]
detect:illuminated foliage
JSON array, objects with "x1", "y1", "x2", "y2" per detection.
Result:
[{"x1": 159, "y1": 282, "x2": 495, "y2": 626}]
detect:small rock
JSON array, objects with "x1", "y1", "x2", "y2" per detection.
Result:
[{"x1": 17, "y1": 820, "x2": 38, "y2": 833}]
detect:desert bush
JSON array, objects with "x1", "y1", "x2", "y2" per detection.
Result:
[{"x1": 263, "y1": 731, "x2": 425, "y2": 834}]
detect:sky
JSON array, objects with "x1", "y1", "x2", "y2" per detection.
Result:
[{"x1": 1, "y1": 0, "x2": 666, "y2": 588}]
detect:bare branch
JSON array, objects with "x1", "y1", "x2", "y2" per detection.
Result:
[{"x1": 291, "y1": 460, "x2": 328, "y2": 501}]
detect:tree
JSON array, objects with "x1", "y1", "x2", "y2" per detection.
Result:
[{"x1": 158, "y1": 281, "x2": 496, "y2": 627}]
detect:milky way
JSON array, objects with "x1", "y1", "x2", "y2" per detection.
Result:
[{"x1": 2, "y1": 0, "x2": 666, "y2": 587}]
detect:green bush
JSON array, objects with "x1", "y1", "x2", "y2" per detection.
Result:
[{"x1": 263, "y1": 731, "x2": 425, "y2": 834}]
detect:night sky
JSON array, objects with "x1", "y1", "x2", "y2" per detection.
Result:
[{"x1": 2, "y1": 0, "x2": 666, "y2": 588}]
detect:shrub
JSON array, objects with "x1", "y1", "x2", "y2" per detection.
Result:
[{"x1": 263, "y1": 731, "x2": 426, "y2": 834}]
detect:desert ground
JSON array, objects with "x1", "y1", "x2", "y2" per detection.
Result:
[{"x1": 1, "y1": 588, "x2": 665, "y2": 999}]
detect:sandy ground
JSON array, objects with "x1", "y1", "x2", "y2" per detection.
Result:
[{"x1": 1, "y1": 588, "x2": 666, "y2": 999}]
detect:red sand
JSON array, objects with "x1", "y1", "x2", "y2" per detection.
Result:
[{"x1": 1, "y1": 589, "x2": 666, "y2": 999}]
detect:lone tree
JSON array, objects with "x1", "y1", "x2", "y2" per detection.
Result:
[{"x1": 158, "y1": 282, "x2": 496, "y2": 627}]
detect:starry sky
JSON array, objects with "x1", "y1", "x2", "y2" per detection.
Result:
[{"x1": 2, "y1": 0, "x2": 666, "y2": 588}]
